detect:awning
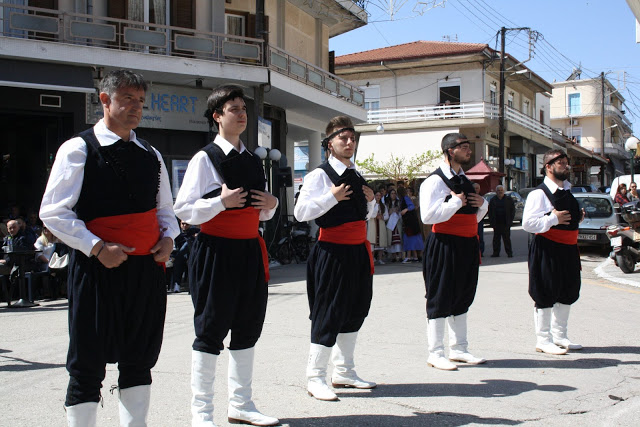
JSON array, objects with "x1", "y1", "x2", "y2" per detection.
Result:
[{"x1": 0, "y1": 59, "x2": 96, "y2": 93}]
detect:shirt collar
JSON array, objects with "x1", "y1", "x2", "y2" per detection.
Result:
[
  {"x1": 328, "y1": 154, "x2": 354, "y2": 176},
  {"x1": 214, "y1": 134, "x2": 247, "y2": 156},
  {"x1": 94, "y1": 119, "x2": 147, "y2": 151},
  {"x1": 439, "y1": 161, "x2": 465, "y2": 179},
  {"x1": 543, "y1": 176, "x2": 571, "y2": 192}
]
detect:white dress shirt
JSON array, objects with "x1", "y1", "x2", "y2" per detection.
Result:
[
  {"x1": 294, "y1": 155, "x2": 375, "y2": 223},
  {"x1": 173, "y1": 135, "x2": 278, "y2": 225},
  {"x1": 522, "y1": 176, "x2": 571, "y2": 234},
  {"x1": 420, "y1": 162, "x2": 488, "y2": 225},
  {"x1": 39, "y1": 119, "x2": 180, "y2": 257}
]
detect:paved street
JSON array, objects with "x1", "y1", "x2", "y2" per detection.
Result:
[{"x1": 1, "y1": 227, "x2": 640, "y2": 426}]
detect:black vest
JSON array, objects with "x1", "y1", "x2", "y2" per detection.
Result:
[
  {"x1": 201, "y1": 143, "x2": 266, "y2": 210},
  {"x1": 537, "y1": 183, "x2": 580, "y2": 230},
  {"x1": 429, "y1": 168, "x2": 478, "y2": 215},
  {"x1": 315, "y1": 162, "x2": 369, "y2": 228},
  {"x1": 74, "y1": 128, "x2": 160, "y2": 222}
]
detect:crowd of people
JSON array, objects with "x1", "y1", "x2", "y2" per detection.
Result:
[
  {"x1": 366, "y1": 183, "x2": 425, "y2": 264},
  {"x1": 2, "y1": 69, "x2": 587, "y2": 427}
]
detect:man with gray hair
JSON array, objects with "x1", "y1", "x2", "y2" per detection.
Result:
[
  {"x1": 40, "y1": 69, "x2": 179, "y2": 426},
  {"x1": 488, "y1": 184, "x2": 515, "y2": 257}
]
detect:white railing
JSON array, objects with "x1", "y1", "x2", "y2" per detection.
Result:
[
  {"x1": 367, "y1": 101, "x2": 553, "y2": 139},
  {"x1": 605, "y1": 104, "x2": 633, "y2": 129}
]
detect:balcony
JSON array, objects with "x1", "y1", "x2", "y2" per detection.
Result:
[
  {"x1": 0, "y1": 2, "x2": 363, "y2": 106},
  {"x1": 605, "y1": 104, "x2": 633, "y2": 130},
  {"x1": 367, "y1": 102, "x2": 553, "y2": 139}
]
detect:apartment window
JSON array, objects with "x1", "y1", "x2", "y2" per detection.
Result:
[
  {"x1": 507, "y1": 93, "x2": 514, "y2": 108},
  {"x1": 568, "y1": 93, "x2": 581, "y2": 115},
  {"x1": 490, "y1": 83, "x2": 497, "y2": 105},
  {"x1": 226, "y1": 13, "x2": 246, "y2": 37},
  {"x1": 567, "y1": 127, "x2": 582, "y2": 144},
  {"x1": 361, "y1": 85, "x2": 380, "y2": 111},
  {"x1": 108, "y1": 0, "x2": 168, "y2": 24},
  {"x1": 438, "y1": 78, "x2": 461, "y2": 104}
]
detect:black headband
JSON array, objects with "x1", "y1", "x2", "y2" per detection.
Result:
[
  {"x1": 321, "y1": 127, "x2": 355, "y2": 150},
  {"x1": 545, "y1": 152, "x2": 568, "y2": 166}
]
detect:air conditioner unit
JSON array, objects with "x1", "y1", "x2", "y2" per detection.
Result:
[{"x1": 570, "y1": 119, "x2": 579, "y2": 126}]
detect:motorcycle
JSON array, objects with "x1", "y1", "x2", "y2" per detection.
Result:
[{"x1": 605, "y1": 200, "x2": 640, "y2": 274}]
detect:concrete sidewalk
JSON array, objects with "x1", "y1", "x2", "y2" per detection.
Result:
[{"x1": 1, "y1": 241, "x2": 640, "y2": 426}]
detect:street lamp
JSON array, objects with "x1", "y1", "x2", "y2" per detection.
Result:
[
  {"x1": 625, "y1": 136, "x2": 639, "y2": 183},
  {"x1": 376, "y1": 123, "x2": 384, "y2": 134},
  {"x1": 504, "y1": 158, "x2": 516, "y2": 189},
  {"x1": 255, "y1": 147, "x2": 282, "y2": 193}
]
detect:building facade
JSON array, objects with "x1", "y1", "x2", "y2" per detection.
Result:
[
  {"x1": 335, "y1": 41, "x2": 606, "y2": 190},
  {"x1": 0, "y1": 0, "x2": 367, "y2": 222},
  {"x1": 551, "y1": 77, "x2": 633, "y2": 186}
]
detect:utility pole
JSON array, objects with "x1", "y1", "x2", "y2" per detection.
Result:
[
  {"x1": 498, "y1": 27, "x2": 506, "y2": 175},
  {"x1": 601, "y1": 71, "x2": 606, "y2": 188}
]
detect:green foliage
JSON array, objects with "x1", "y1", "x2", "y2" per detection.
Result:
[{"x1": 356, "y1": 151, "x2": 441, "y2": 183}]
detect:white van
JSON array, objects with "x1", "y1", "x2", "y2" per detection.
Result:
[{"x1": 609, "y1": 175, "x2": 636, "y2": 200}]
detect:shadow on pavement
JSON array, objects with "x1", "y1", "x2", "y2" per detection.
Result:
[
  {"x1": 579, "y1": 346, "x2": 640, "y2": 355},
  {"x1": 0, "y1": 350, "x2": 65, "y2": 372},
  {"x1": 488, "y1": 357, "x2": 639, "y2": 369},
  {"x1": 0, "y1": 301, "x2": 68, "y2": 312},
  {"x1": 334, "y1": 379, "x2": 574, "y2": 400},
  {"x1": 282, "y1": 410, "x2": 522, "y2": 426}
]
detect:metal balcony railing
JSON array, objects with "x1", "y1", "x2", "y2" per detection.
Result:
[
  {"x1": 367, "y1": 101, "x2": 553, "y2": 139},
  {"x1": 268, "y1": 45, "x2": 364, "y2": 106},
  {"x1": 0, "y1": 2, "x2": 364, "y2": 106}
]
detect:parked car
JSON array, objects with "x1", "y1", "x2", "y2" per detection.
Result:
[
  {"x1": 574, "y1": 193, "x2": 619, "y2": 251},
  {"x1": 518, "y1": 187, "x2": 538, "y2": 201},
  {"x1": 483, "y1": 191, "x2": 525, "y2": 224},
  {"x1": 571, "y1": 184, "x2": 600, "y2": 193}
]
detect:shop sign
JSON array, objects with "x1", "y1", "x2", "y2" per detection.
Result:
[{"x1": 86, "y1": 84, "x2": 211, "y2": 132}]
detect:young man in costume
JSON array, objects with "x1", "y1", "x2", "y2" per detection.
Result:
[
  {"x1": 174, "y1": 85, "x2": 279, "y2": 426},
  {"x1": 294, "y1": 116, "x2": 376, "y2": 401},
  {"x1": 523, "y1": 149, "x2": 584, "y2": 355},
  {"x1": 40, "y1": 70, "x2": 179, "y2": 426},
  {"x1": 419, "y1": 133, "x2": 488, "y2": 371}
]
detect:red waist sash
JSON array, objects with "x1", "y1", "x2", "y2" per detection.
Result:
[
  {"x1": 538, "y1": 228, "x2": 578, "y2": 245},
  {"x1": 318, "y1": 221, "x2": 374, "y2": 275},
  {"x1": 200, "y1": 208, "x2": 269, "y2": 281},
  {"x1": 86, "y1": 208, "x2": 160, "y2": 256},
  {"x1": 432, "y1": 213, "x2": 478, "y2": 237}
]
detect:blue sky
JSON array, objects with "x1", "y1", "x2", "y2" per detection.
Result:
[{"x1": 331, "y1": 0, "x2": 640, "y2": 125}]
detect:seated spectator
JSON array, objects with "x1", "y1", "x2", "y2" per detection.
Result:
[
  {"x1": 34, "y1": 226, "x2": 58, "y2": 272},
  {"x1": 16, "y1": 217, "x2": 37, "y2": 248},
  {"x1": 171, "y1": 220, "x2": 198, "y2": 293},
  {"x1": 27, "y1": 211, "x2": 43, "y2": 238},
  {"x1": 1, "y1": 219, "x2": 32, "y2": 278}
]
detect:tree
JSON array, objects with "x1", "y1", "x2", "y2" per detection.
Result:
[{"x1": 355, "y1": 150, "x2": 441, "y2": 183}]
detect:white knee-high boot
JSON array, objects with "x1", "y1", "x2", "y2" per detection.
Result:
[
  {"x1": 534, "y1": 307, "x2": 568, "y2": 355},
  {"x1": 551, "y1": 303, "x2": 582, "y2": 350},
  {"x1": 447, "y1": 313, "x2": 486, "y2": 365},
  {"x1": 191, "y1": 350, "x2": 218, "y2": 427},
  {"x1": 118, "y1": 385, "x2": 151, "y2": 427},
  {"x1": 331, "y1": 332, "x2": 376, "y2": 389},
  {"x1": 426, "y1": 318, "x2": 457, "y2": 371},
  {"x1": 66, "y1": 401, "x2": 98, "y2": 427},
  {"x1": 227, "y1": 348, "x2": 279, "y2": 426},
  {"x1": 306, "y1": 343, "x2": 338, "y2": 401}
]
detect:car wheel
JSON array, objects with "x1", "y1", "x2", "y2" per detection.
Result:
[{"x1": 615, "y1": 249, "x2": 636, "y2": 274}]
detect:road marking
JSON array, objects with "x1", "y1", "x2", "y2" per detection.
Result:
[{"x1": 593, "y1": 258, "x2": 640, "y2": 291}]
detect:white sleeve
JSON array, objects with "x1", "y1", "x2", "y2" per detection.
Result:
[
  {"x1": 39, "y1": 137, "x2": 103, "y2": 257},
  {"x1": 153, "y1": 147, "x2": 180, "y2": 240},
  {"x1": 173, "y1": 151, "x2": 226, "y2": 225},
  {"x1": 522, "y1": 189, "x2": 559, "y2": 233},
  {"x1": 293, "y1": 169, "x2": 338, "y2": 222},
  {"x1": 419, "y1": 175, "x2": 462, "y2": 224},
  {"x1": 258, "y1": 180, "x2": 279, "y2": 221}
]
